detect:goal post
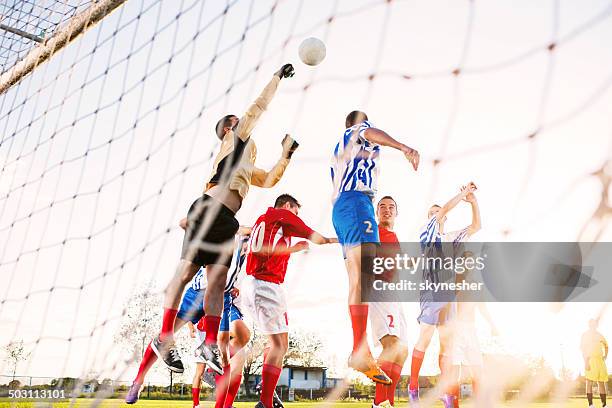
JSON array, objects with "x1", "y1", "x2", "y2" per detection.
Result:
[{"x1": 0, "y1": 0, "x2": 128, "y2": 95}]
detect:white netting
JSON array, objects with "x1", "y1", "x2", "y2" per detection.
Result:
[{"x1": 1, "y1": 0, "x2": 611, "y2": 405}]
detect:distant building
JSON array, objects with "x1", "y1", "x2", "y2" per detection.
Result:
[
  {"x1": 246, "y1": 365, "x2": 328, "y2": 391},
  {"x1": 278, "y1": 365, "x2": 326, "y2": 389}
]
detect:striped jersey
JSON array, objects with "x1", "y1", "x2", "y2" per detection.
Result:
[
  {"x1": 330, "y1": 121, "x2": 381, "y2": 202},
  {"x1": 419, "y1": 216, "x2": 471, "y2": 249},
  {"x1": 225, "y1": 235, "x2": 249, "y2": 292},
  {"x1": 188, "y1": 235, "x2": 249, "y2": 293},
  {"x1": 419, "y1": 217, "x2": 471, "y2": 288},
  {"x1": 419, "y1": 215, "x2": 442, "y2": 250}
]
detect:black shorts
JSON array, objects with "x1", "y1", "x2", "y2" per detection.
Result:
[{"x1": 180, "y1": 195, "x2": 239, "y2": 267}]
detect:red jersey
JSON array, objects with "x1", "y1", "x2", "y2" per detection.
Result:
[
  {"x1": 378, "y1": 226, "x2": 400, "y2": 282},
  {"x1": 246, "y1": 207, "x2": 314, "y2": 284},
  {"x1": 379, "y1": 227, "x2": 399, "y2": 245}
]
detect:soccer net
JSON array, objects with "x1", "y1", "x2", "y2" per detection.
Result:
[{"x1": 1, "y1": 0, "x2": 611, "y2": 405}]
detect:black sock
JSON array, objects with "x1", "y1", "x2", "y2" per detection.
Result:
[
  {"x1": 600, "y1": 393, "x2": 606, "y2": 406},
  {"x1": 587, "y1": 393, "x2": 593, "y2": 405}
]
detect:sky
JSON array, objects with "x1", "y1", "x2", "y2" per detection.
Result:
[{"x1": 0, "y1": 0, "x2": 612, "y2": 385}]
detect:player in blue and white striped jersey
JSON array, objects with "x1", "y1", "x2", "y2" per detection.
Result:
[
  {"x1": 126, "y1": 224, "x2": 250, "y2": 405},
  {"x1": 330, "y1": 110, "x2": 420, "y2": 385},
  {"x1": 409, "y1": 182, "x2": 481, "y2": 408}
]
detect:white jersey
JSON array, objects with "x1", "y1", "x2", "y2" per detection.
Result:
[
  {"x1": 443, "y1": 227, "x2": 470, "y2": 245},
  {"x1": 188, "y1": 236, "x2": 248, "y2": 292},
  {"x1": 330, "y1": 120, "x2": 380, "y2": 202}
]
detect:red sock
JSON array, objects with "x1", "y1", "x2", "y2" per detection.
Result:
[
  {"x1": 374, "y1": 374, "x2": 388, "y2": 404},
  {"x1": 386, "y1": 362, "x2": 402, "y2": 405},
  {"x1": 409, "y1": 349, "x2": 425, "y2": 390},
  {"x1": 204, "y1": 315, "x2": 221, "y2": 345},
  {"x1": 224, "y1": 372, "x2": 243, "y2": 408},
  {"x1": 451, "y1": 380, "x2": 460, "y2": 408},
  {"x1": 134, "y1": 342, "x2": 157, "y2": 384},
  {"x1": 214, "y1": 364, "x2": 231, "y2": 408},
  {"x1": 349, "y1": 304, "x2": 368, "y2": 353},
  {"x1": 192, "y1": 387, "x2": 200, "y2": 407},
  {"x1": 160, "y1": 308, "x2": 178, "y2": 340},
  {"x1": 261, "y1": 364, "x2": 282, "y2": 408}
]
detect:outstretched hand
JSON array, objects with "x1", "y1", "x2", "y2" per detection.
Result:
[
  {"x1": 461, "y1": 182, "x2": 477, "y2": 201},
  {"x1": 281, "y1": 134, "x2": 300, "y2": 159},
  {"x1": 403, "y1": 147, "x2": 420, "y2": 171},
  {"x1": 275, "y1": 63, "x2": 295, "y2": 79}
]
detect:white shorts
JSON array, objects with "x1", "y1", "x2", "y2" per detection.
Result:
[
  {"x1": 370, "y1": 302, "x2": 408, "y2": 345},
  {"x1": 241, "y1": 275, "x2": 288, "y2": 335},
  {"x1": 451, "y1": 321, "x2": 483, "y2": 366}
]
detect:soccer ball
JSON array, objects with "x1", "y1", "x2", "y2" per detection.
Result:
[{"x1": 298, "y1": 37, "x2": 326, "y2": 66}]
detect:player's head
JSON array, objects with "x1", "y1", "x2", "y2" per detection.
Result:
[
  {"x1": 274, "y1": 194, "x2": 301, "y2": 215},
  {"x1": 215, "y1": 114, "x2": 239, "y2": 140},
  {"x1": 377, "y1": 196, "x2": 397, "y2": 228},
  {"x1": 589, "y1": 318, "x2": 599, "y2": 330},
  {"x1": 345, "y1": 110, "x2": 368, "y2": 128}
]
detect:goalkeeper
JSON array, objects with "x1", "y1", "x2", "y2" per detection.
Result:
[{"x1": 150, "y1": 64, "x2": 298, "y2": 376}]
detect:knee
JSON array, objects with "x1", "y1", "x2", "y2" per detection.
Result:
[{"x1": 271, "y1": 336, "x2": 289, "y2": 354}]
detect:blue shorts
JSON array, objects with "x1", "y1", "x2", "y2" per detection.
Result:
[
  {"x1": 417, "y1": 301, "x2": 456, "y2": 326},
  {"x1": 220, "y1": 292, "x2": 243, "y2": 332},
  {"x1": 332, "y1": 191, "x2": 379, "y2": 255},
  {"x1": 177, "y1": 287, "x2": 205, "y2": 324}
]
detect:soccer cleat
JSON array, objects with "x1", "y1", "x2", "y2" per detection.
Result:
[
  {"x1": 408, "y1": 389, "x2": 419, "y2": 407},
  {"x1": 255, "y1": 382, "x2": 284, "y2": 408},
  {"x1": 125, "y1": 382, "x2": 142, "y2": 404},
  {"x1": 348, "y1": 353, "x2": 391, "y2": 385},
  {"x1": 440, "y1": 394, "x2": 455, "y2": 408},
  {"x1": 151, "y1": 336, "x2": 184, "y2": 373},
  {"x1": 254, "y1": 402, "x2": 266, "y2": 408},
  {"x1": 373, "y1": 400, "x2": 393, "y2": 408},
  {"x1": 194, "y1": 342, "x2": 224, "y2": 375},
  {"x1": 201, "y1": 368, "x2": 216, "y2": 388}
]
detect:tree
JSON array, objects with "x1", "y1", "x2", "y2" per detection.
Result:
[
  {"x1": 115, "y1": 283, "x2": 162, "y2": 359},
  {"x1": 243, "y1": 328, "x2": 267, "y2": 396},
  {"x1": 284, "y1": 330, "x2": 325, "y2": 367},
  {"x1": 242, "y1": 328, "x2": 326, "y2": 395},
  {"x1": 115, "y1": 283, "x2": 191, "y2": 387},
  {"x1": 3, "y1": 340, "x2": 30, "y2": 381}
]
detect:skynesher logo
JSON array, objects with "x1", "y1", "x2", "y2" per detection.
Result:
[{"x1": 372, "y1": 253, "x2": 486, "y2": 275}]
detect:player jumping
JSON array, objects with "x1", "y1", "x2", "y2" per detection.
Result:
[
  {"x1": 330, "y1": 110, "x2": 419, "y2": 384},
  {"x1": 581, "y1": 318, "x2": 608, "y2": 408},
  {"x1": 150, "y1": 64, "x2": 298, "y2": 377},
  {"x1": 409, "y1": 182, "x2": 478, "y2": 408},
  {"x1": 212, "y1": 234, "x2": 253, "y2": 408},
  {"x1": 370, "y1": 196, "x2": 409, "y2": 408},
  {"x1": 444, "y1": 189, "x2": 494, "y2": 408},
  {"x1": 241, "y1": 194, "x2": 336, "y2": 408},
  {"x1": 126, "y1": 227, "x2": 249, "y2": 405}
]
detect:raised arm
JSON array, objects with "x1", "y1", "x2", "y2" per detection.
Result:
[
  {"x1": 234, "y1": 64, "x2": 295, "y2": 142},
  {"x1": 363, "y1": 127, "x2": 419, "y2": 170},
  {"x1": 464, "y1": 192, "x2": 481, "y2": 236},
  {"x1": 437, "y1": 182, "x2": 476, "y2": 222},
  {"x1": 251, "y1": 135, "x2": 299, "y2": 188}
]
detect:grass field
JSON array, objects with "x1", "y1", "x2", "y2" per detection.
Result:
[{"x1": 0, "y1": 399, "x2": 591, "y2": 408}]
